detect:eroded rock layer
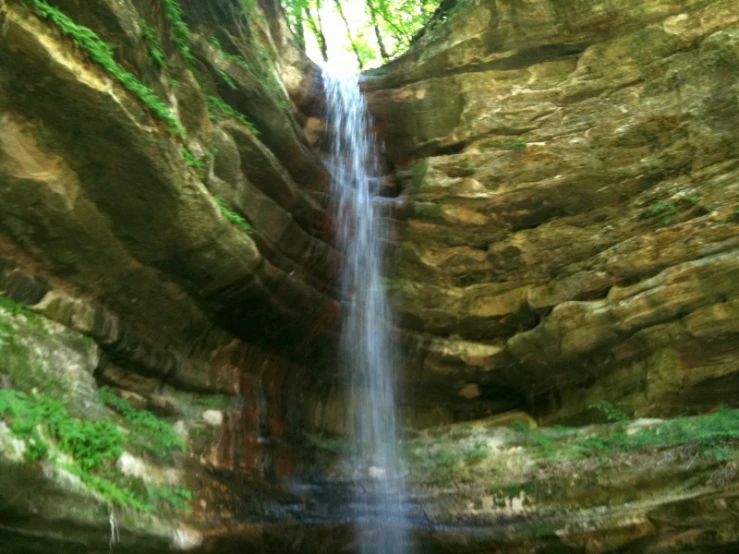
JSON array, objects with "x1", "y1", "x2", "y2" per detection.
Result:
[
  {"x1": 364, "y1": 0, "x2": 739, "y2": 427},
  {"x1": 0, "y1": 0, "x2": 340, "y2": 549}
]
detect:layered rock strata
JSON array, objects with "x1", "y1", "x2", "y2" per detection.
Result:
[{"x1": 364, "y1": 0, "x2": 739, "y2": 427}]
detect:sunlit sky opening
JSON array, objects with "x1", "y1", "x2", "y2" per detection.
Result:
[{"x1": 304, "y1": 0, "x2": 371, "y2": 71}]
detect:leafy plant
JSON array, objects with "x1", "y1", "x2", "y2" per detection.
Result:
[
  {"x1": 98, "y1": 387, "x2": 185, "y2": 458},
  {"x1": 141, "y1": 21, "x2": 167, "y2": 69},
  {"x1": 23, "y1": 0, "x2": 184, "y2": 136},
  {"x1": 157, "y1": 0, "x2": 195, "y2": 64},
  {"x1": 463, "y1": 439, "x2": 489, "y2": 463},
  {"x1": 181, "y1": 147, "x2": 207, "y2": 169},
  {"x1": 210, "y1": 35, "x2": 250, "y2": 70},
  {"x1": 214, "y1": 67, "x2": 238, "y2": 90},
  {"x1": 525, "y1": 406, "x2": 739, "y2": 463},
  {"x1": 589, "y1": 400, "x2": 629, "y2": 423},
  {"x1": 149, "y1": 485, "x2": 193, "y2": 511},
  {"x1": 0, "y1": 388, "x2": 192, "y2": 512},
  {"x1": 643, "y1": 199, "x2": 677, "y2": 226},
  {"x1": 206, "y1": 95, "x2": 259, "y2": 134},
  {"x1": 213, "y1": 196, "x2": 252, "y2": 234}
]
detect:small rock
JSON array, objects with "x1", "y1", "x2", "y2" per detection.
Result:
[{"x1": 202, "y1": 410, "x2": 223, "y2": 426}]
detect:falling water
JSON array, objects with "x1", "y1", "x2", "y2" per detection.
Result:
[{"x1": 323, "y1": 66, "x2": 409, "y2": 554}]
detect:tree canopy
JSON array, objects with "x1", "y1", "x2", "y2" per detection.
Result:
[{"x1": 280, "y1": 0, "x2": 455, "y2": 68}]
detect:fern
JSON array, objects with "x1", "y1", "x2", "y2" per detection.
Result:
[
  {"x1": 22, "y1": 0, "x2": 184, "y2": 136},
  {"x1": 206, "y1": 95, "x2": 259, "y2": 134},
  {"x1": 98, "y1": 387, "x2": 185, "y2": 458},
  {"x1": 213, "y1": 195, "x2": 252, "y2": 234},
  {"x1": 157, "y1": 0, "x2": 194, "y2": 64},
  {"x1": 141, "y1": 21, "x2": 167, "y2": 69},
  {"x1": 181, "y1": 147, "x2": 206, "y2": 169}
]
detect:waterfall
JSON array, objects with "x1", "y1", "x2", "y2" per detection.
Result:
[{"x1": 322, "y1": 66, "x2": 409, "y2": 554}]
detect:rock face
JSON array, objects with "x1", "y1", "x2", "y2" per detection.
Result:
[
  {"x1": 0, "y1": 0, "x2": 340, "y2": 550},
  {"x1": 364, "y1": 0, "x2": 739, "y2": 428},
  {"x1": 3, "y1": 0, "x2": 739, "y2": 552},
  {"x1": 356, "y1": 0, "x2": 739, "y2": 551}
]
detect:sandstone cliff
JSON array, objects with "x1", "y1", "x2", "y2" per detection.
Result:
[
  {"x1": 362, "y1": 0, "x2": 739, "y2": 551},
  {"x1": 1, "y1": 0, "x2": 739, "y2": 552},
  {"x1": 0, "y1": 0, "x2": 339, "y2": 550}
]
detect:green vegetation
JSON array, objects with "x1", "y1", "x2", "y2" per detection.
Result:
[
  {"x1": 644, "y1": 199, "x2": 678, "y2": 225},
  {"x1": 98, "y1": 387, "x2": 185, "y2": 459},
  {"x1": 22, "y1": 0, "x2": 184, "y2": 136},
  {"x1": 213, "y1": 196, "x2": 252, "y2": 234},
  {"x1": 157, "y1": 0, "x2": 195, "y2": 64},
  {"x1": 181, "y1": 147, "x2": 207, "y2": 169},
  {"x1": 208, "y1": 36, "x2": 251, "y2": 90},
  {"x1": 148, "y1": 485, "x2": 192, "y2": 511},
  {"x1": 214, "y1": 67, "x2": 238, "y2": 90},
  {"x1": 589, "y1": 399, "x2": 629, "y2": 423},
  {"x1": 0, "y1": 389, "x2": 190, "y2": 512},
  {"x1": 196, "y1": 395, "x2": 232, "y2": 410},
  {"x1": 509, "y1": 141, "x2": 527, "y2": 149},
  {"x1": 0, "y1": 299, "x2": 67, "y2": 399},
  {"x1": 525, "y1": 406, "x2": 739, "y2": 463},
  {"x1": 206, "y1": 95, "x2": 259, "y2": 134},
  {"x1": 210, "y1": 36, "x2": 250, "y2": 70},
  {"x1": 641, "y1": 193, "x2": 703, "y2": 227},
  {"x1": 141, "y1": 21, "x2": 167, "y2": 69},
  {"x1": 405, "y1": 439, "x2": 491, "y2": 483},
  {"x1": 305, "y1": 433, "x2": 356, "y2": 456},
  {"x1": 280, "y1": 0, "x2": 446, "y2": 67},
  {"x1": 405, "y1": 407, "x2": 739, "y2": 488}
]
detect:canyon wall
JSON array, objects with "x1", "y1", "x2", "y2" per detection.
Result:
[
  {"x1": 362, "y1": 0, "x2": 739, "y2": 551},
  {"x1": 365, "y1": 0, "x2": 739, "y2": 427},
  {"x1": 2, "y1": 0, "x2": 739, "y2": 552},
  {"x1": 0, "y1": 0, "x2": 341, "y2": 550}
]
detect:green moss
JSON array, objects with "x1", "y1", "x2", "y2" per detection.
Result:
[
  {"x1": 0, "y1": 301, "x2": 65, "y2": 399},
  {"x1": 22, "y1": 0, "x2": 184, "y2": 137},
  {"x1": 213, "y1": 195, "x2": 252, "y2": 234},
  {"x1": 522, "y1": 407, "x2": 739, "y2": 463},
  {"x1": 206, "y1": 95, "x2": 258, "y2": 134},
  {"x1": 196, "y1": 395, "x2": 232, "y2": 410},
  {"x1": 305, "y1": 433, "x2": 356, "y2": 456}
]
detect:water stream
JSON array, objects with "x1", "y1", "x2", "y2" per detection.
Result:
[{"x1": 323, "y1": 67, "x2": 409, "y2": 554}]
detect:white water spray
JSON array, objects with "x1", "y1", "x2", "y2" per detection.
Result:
[{"x1": 322, "y1": 66, "x2": 409, "y2": 554}]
